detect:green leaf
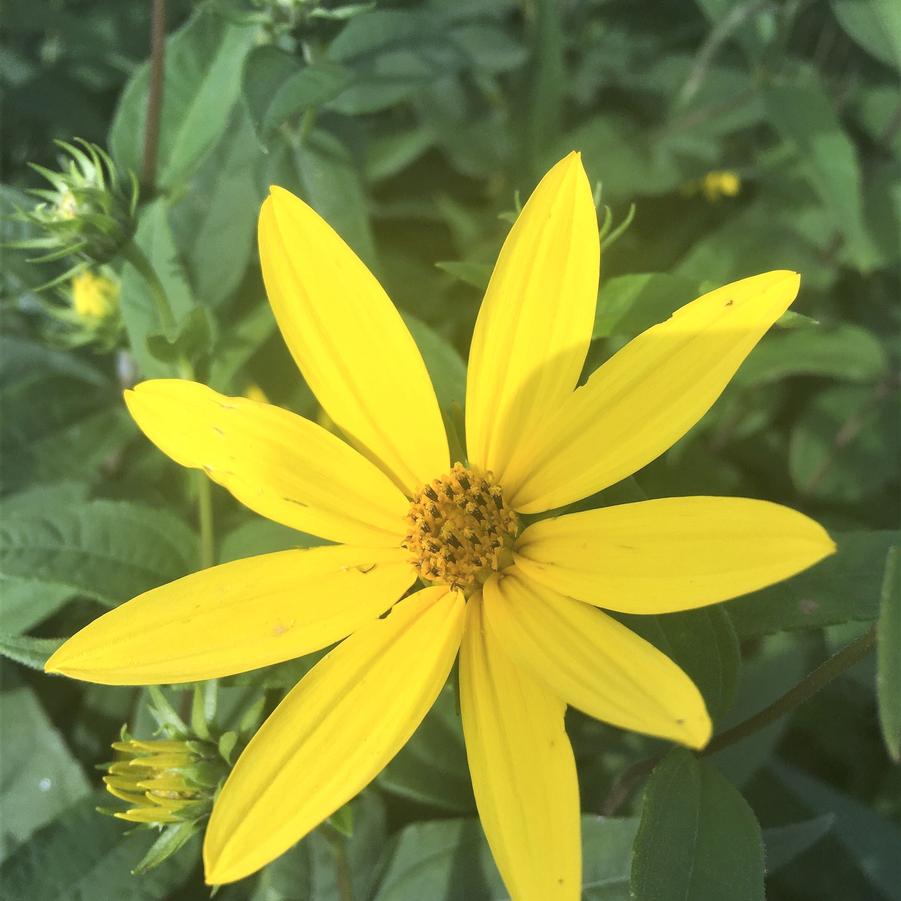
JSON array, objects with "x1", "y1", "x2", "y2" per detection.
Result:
[
  {"x1": 0, "y1": 376, "x2": 130, "y2": 495},
  {"x1": 725, "y1": 531, "x2": 899, "y2": 637},
  {"x1": 628, "y1": 607, "x2": 741, "y2": 723},
  {"x1": 763, "y1": 814, "x2": 835, "y2": 875},
  {"x1": 594, "y1": 272, "x2": 700, "y2": 339},
  {"x1": 120, "y1": 200, "x2": 197, "y2": 377},
  {"x1": 631, "y1": 750, "x2": 764, "y2": 901},
  {"x1": 219, "y1": 518, "x2": 325, "y2": 564},
  {"x1": 402, "y1": 313, "x2": 467, "y2": 411},
  {"x1": 379, "y1": 685, "x2": 474, "y2": 813},
  {"x1": 0, "y1": 633, "x2": 64, "y2": 669},
  {"x1": 146, "y1": 306, "x2": 215, "y2": 367},
  {"x1": 435, "y1": 260, "x2": 492, "y2": 290},
  {"x1": 243, "y1": 46, "x2": 353, "y2": 144},
  {"x1": 208, "y1": 301, "x2": 278, "y2": 393},
  {"x1": 771, "y1": 760, "x2": 901, "y2": 898},
  {"x1": 735, "y1": 324, "x2": 888, "y2": 387},
  {"x1": 789, "y1": 384, "x2": 899, "y2": 502},
  {"x1": 0, "y1": 500, "x2": 198, "y2": 607},
  {"x1": 764, "y1": 74, "x2": 877, "y2": 271},
  {"x1": 109, "y1": 7, "x2": 256, "y2": 190},
  {"x1": 268, "y1": 128, "x2": 379, "y2": 270},
  {"x1": 0, "y1": 580, "x2": 74, "y2": 634},
  {"x1": 372, "y1": 815, "x2": 638, "y2": 900},
  {"x1": 0, "y1": 335, "x2": 106, "y2": 389},
  {"x1": 251, "y1": 793, "x2": 386, "y2": 901},
  {"x1": 877, "y1": 546, "x2": 901, "y2": 761},
  {"x1": 170, "y1": 107, "x2": 263, "y2": 308},
  {"x1": 0, "y1": 793, "x2": 196, "y2": 898},
  {"x1": 0, "y1": 683, "x2": 90, "y2": 859},
  {"x1": 830, "y1": 0, "x2": 901, "y2": 70}
]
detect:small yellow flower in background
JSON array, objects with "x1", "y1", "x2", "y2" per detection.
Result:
[
  {"x1": 701, "y1": 169, "x2": 742, "y2": 201},
  {"x1": 46, "y1": 153, "x2": 834, "y2": 897},
  {"x1": 71, "y1": 269, "x2": 119, "y2": 321}
]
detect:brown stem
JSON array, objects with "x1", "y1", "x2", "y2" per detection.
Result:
[{"x1": 142, "y1": 0, "x2": 166, "y2": 189}]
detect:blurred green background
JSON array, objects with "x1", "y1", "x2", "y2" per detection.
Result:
[{"x1": 1, "y1": 1, "x2": 899, "y2": 899}]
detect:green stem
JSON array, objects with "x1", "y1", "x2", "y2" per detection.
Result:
[
  {"x1": 704, "y1": 626, "x2": 876, "y2": 754},
  {"x1": 600, "y1": 627, "x2": 877, "y2": 816},
  {"x1": 327, "y1": 828, "x2": 354, "y2": 901},
  {"x1": 196, "y1": 472, "x2": 215, "y2": 569},
  {"x1": 122, "y1": 240, "x2": 176, "y2": 334}
]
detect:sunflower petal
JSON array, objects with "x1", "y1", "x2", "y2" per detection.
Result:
[
  {"x1": 510, "y1": 270, "x2": 801, "y2": 512},
  {"x1": 203, "y1": 585, "x2": 464, "y2": 885},
  {"x1": 260, "y1": 189, "x2": 448, "y2": 495},
  {"x1": 44, "y1": 545, "x2": 415, "y2": 684},
  {"x1": 484, "y1": 571, "x2": 711, "y2": 748},
  {"x1": 465, "y1": 152, "x2": 599, "y2": 493},
  {"x1": 459, "y1": 591, "x2": 581, "y2": 901},
  {"x1": 125, "y1": 379, "x2": 408, "y2": 546},
  {"x1": 515, "y1": 497, "x2": 835, "y2": 614}
]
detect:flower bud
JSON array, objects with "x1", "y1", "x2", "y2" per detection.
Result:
[{"x1": 9, "y1": 139, "x2": 138, "y2": 279}]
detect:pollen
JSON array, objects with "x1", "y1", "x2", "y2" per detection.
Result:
[{"x1": 403, "y1": 463, "x2": 518, "y2": 590}]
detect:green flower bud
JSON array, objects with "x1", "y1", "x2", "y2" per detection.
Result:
[{"x1": 9, "y1": 139, "x2": 138, "y2": 281}]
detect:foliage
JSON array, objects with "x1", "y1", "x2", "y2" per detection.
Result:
[{"x1": 1, "y1": 0, "x2": 899, "y2": 898}]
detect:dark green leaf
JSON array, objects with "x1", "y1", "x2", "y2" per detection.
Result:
[
  {"x1": 0, "y1": 500, "x2": 198, "y2": 607},
  {"x1": 0, "y1": 793, "x2": 196, "y2": 898},
  {"x1": 120, "y1": 200, "x2": 197, "y2": 377},
  {"x1": 372, "y1": 815, "x2": 638, "y2": 900},
  {"x1": 0, "y1": 683, "x2": 90, "y2": 859},
  {"x1": 594, "y1": 272, "x2": 700, "y2": 339},
  {"x1": 763, "y1": 814, "x2": 835, "y2": 875},
  {"x1": 268, "y1": 129, "x2": 378, "y2": 270},
  {"x1": 243, "y1": 46, "x2": 353, "y2": 144},
  {"x1": 735, "y1": 324, "x2": 888, "y2": 387},
  {"x1": 146, "y1": 306, "x2": 215, "y2": 367},
  {"x1": 379, "y1": 685, "x2": 474, "y2": 813},
  {"x1": 771, "y1": 760, "x2": 901, "y2": 898},
  {"x1": 633, "y1": 607, "x2": 741, "y2": 722},
  {"x1": 631, "y1": 750, "x2": 764, "y2": 901},
  {"x1": 789, "y1": 384, "x2": 898, "y2": 502},
  {"x1": 725, "y1": 531, "x2": 898, "y2": 637},
  {"x1": 877, "y1": 546, "x2": 901, "y2": 761},
  {"x1": 764, "y1": 75, "x2": 877, "y2": 271},
  {"x1": 402, "y1": 313, "x2": 467, "y2": 411},
  {"x1": 436, "y1": 260, "x2": 492, "y2": 291},
  {"x1": 171, "y1": 108, "x2": 263, "y2": 308}
]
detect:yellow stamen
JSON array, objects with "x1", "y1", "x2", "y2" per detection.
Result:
[{"x1": 403, "y1": 463, "x2": 518, "y2": 591}]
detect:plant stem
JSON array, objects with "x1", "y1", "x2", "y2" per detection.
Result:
[
  {"x1": 196, "y1": 472, "x2": 215, "y2": 569},
  {"x1": 328, "y1": 830, "x2": 354, "y2": 901},
  {"x1": 600, "y1": 626, "x2": 877, "y2": 816},
  {"x1": 704, "y1": 625, "x2": 876, "y2": 754},
  {"x1": 143, "y1": 0, "x2": 167, "y2": 189},
  {"x1": 122, "y1": 240, "x2": 176, "y2": 334}
]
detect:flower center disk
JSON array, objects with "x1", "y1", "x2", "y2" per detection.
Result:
[{"x1": 403, "y1": 464, "x2": 518, "y2": 590}]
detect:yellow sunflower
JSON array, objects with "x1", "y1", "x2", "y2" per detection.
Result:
[{"x1": 45, "y1": 152, "x2": 834, "y2": 897}]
